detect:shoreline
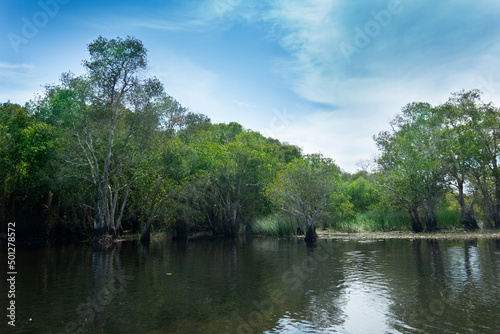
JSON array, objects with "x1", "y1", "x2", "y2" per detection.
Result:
[
  {"x1": 318, "y1": 229, "x2": 500, "y2": 240},
  {"x1": 5, "y1": 229, "x2": 500, "y2": 246}
]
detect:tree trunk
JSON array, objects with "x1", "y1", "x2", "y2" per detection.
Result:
[
  {"x1": 223, "y1": 193, "x2": 239, "y2": 238},
  {"x1": 294, "y1": 215, "x2": 304, "y2": 235},
  {"x1": 91, "y1": 227, "x2": 107, "y2": 242},
  {"x1": 409, "y1": 205, "x2": 423, "y2": 233},
  {"x1": 140, "y1": 214, "x2": 155, "y2": 244},
  {"x1": 95, "y1": 184, "x2": 108, "y2": 232},
  {"x1": 424, "y1": 213, "x2": 438, "y2": 232},
  {"x1": 113, "y1": 186, "x2": 130, "y2": 238},
  {"x1": 304, "y1": 218, "x2": 318, "y2": 243},
  {"x1": 492, "y1": 206, "x2": 500, "y2": 229},
  {"x1": 206, "y1": 211, "x2": 217, "y2": 236},
  {"x1": 423, "y1": 201, "x2": 438, "y2": 232},
  {"x1": 224, "y1": 217, "x2": 238, "y2": 237},
  {"x1": 92, "y1": 186, "x2": 109, "y2": 243},
  {"x1": 172, "y1": 219, "x2": 188, "y2": 240},
  {"x1": 455, "y1": 178, "x2": 479, "y2": 230},
  {"x1": 458, "y1": 197, "x2": 479, "y2": 230}
]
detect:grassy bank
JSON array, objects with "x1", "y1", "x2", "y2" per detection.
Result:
[
  {"x1": 251, "y1": 209, "x2": 465, "y2": 236},
  {"x1": 329, "y1": 209, "x2": 462, "y2": 233},
  {"x1": 318, "y1": 230, "x2": 500, "y2": 240}
]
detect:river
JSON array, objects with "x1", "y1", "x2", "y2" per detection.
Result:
[{"x1": 1, "y1": 237, "x2": 500, "y2": 333}]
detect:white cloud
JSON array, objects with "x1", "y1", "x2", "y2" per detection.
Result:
[
  {"x1": 263, "y1": 0, "x2": 344, "y2": 103},
  {"x1": 0, "y1": 62, "x2": 38, "y2": 103},
  {"x1": 5, "y1": 0, "x2": 499, "y2": 172},
  {"x1": 148, "y1": 55, "x2": 221, "y2": 115},
  {"x1": 233, "y1": 100, "x2": 257, "y2": 109},
  {"x1": 0, "y1": 62, "x2": 34, "y2": 71},
  {"x1": 256, "y1": 108, "x2": 380, "y2": 172},
  {"x1": 107, "y1": 0, "x2": 261, "y2": 33},
  {"x1": 241, "y1": 0, "x2": 500, "y2": 171},
  {"x1": 147, "y1": 53, "x2": 270, "y2": 130}
]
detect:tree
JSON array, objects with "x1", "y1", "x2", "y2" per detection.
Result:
[
  {"x1": 37, "y1": 36, "x2": 180, "y2": 240},
  {"x1": 266, "y1": 154, "x2": 341, "y2": 242},
  {"x1": 203, "y1": 126, "x2": 280, "y2": 236},
  {"x1": 437, "y1": 93, "x2": 481, "y2": 230},
  {"x1": 446, "y1": 90, "x2": 500, "y2": 229},
  {"x1": 175, "y1": 121, "x2": 292, "y2": 237},
  {"x1": 347, "y1": 176, "x2": 380, "y2": 214},
  {"x1": 374, "y1": 103, "x2": 445, "y2": 232},
  {"x1": 0, "y1": 102, "x2": 58, "y2": 237}
]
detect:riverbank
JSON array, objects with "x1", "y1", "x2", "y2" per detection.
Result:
[
  {"x1": 318, "y1": 229, "x2": 500, "y2": 240},
  {"x1": 65, "y1": 227, "x2": 500, "y2": 244},
  {"x1": 121, "y1": 229, "x2": 500, "y2": 243}
]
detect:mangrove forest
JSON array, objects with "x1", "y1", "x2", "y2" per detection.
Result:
[{"x1": 2, "y1": 36, "x2": 500, "y2": 244}]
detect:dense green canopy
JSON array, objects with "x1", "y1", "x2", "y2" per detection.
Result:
[{"x1": 1, "y1": 37, "x2": 499, "y2": 243}]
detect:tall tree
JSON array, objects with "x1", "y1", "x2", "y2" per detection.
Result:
[
  {"x1": 437, "y1": 93, "x2": 480, "y2": 230},
  {"x1": 266, "y1": 154, "x2": 341, "y2": 242},
  {"x1": 374, "y1": 103, "x2": 445, "y2": 232},
  {"x1": 37, "y1": 36, "x2": 180, "y2": 240},
  {"x1": 447, "y1": 90, "x2": 500, "y2": 229}
]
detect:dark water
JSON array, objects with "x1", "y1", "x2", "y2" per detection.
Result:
[{"x1": 1, "y1": 237, "x2": 500, "y2": 333}]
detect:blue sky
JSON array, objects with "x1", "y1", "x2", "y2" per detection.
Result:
[{"x1": 2, "y1": 0, "x2": 500, "y2": 172}]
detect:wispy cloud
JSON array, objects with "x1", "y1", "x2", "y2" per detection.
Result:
[
  {"x1": 134, "y1": 0, "x2": 500, "y2": 170},
  {"x1": 147, "y1": 54, "x2": 226, "y2": 118},
  {"x1": 233, "y1": 100, "x2": 257, "y2": 109},
  {"x1": 0, "y1": 62, "x2": 34, "y2": 74},
  {"x1": 0, "y1": 62, "x2": 38, "y2": 103},
  {"x1": 0, "y1": 62, "x2": 33, "y2": 69},
  {"x1": 4, "y1": 0, "x2": 498, "y2": 170},
  {"x1": 236, "y1": 0, "x2": 500, "y2": 170},
  {"x1": 102, "y1": 0, "x2": 263, "y2": 33},
  {"x1": 261, "y1": 0, "x2": 343, "y2": 105},
  {"x1": 259, "y1": 0, "x2": 500, "y2": 108}
]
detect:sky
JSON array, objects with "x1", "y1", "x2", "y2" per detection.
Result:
[{"x1": 2, "y1": 0, "x2": 500, "y2": 172}]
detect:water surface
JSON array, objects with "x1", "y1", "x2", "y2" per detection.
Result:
[{"x1": 1, "y1": 237, "x2": 500, "y2": 333}]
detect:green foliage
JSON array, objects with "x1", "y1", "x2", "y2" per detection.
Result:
[
  {"x1": 6, "y1": 36, "x2": 500, "y2": 242},
  {"x1": 0, "y1": 102, "x2": 62, "y2": 239},
  {"x1": 347, "y1": 177, "x2": 380, "y2": 213},
  {"x1": 330, "y1": 180, "x2": 355, "y2": 220},
  {"x1": 36, "y1": 36, "x2": 181, "y2": 237},
  {"x1": 375, "y1": 102, "x2": 452, "y2": 231},
  {"x1": 0, "y1": 103, "x2": 59, "y2": 196},
  {"x1": 266, "y1": 154, "x2": 342, "y2": 239}
]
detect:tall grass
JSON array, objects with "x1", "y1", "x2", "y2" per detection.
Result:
[
  {"x1": 436, "y1": 209, "x2": 461, "y2": 229},
  {"x1": 331, "y1": 211, "x2": 411, "y2": 233},
  {"x1": 331, "y1": 209, "x2": 462, "y2": 233},
  {"x1": 249, "y1": 214, "x2": 297, "y2": 237},
  {"x1": 250, "y1": 209, "x2": 463, "y2": 236}
]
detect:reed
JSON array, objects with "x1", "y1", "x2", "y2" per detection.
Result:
[
  {"x1": 250, "y1": 214, "x2": 297, "y2": 237},
  {"x1": 331, "y1": 209, "x2": 462, "y2": 233}
]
